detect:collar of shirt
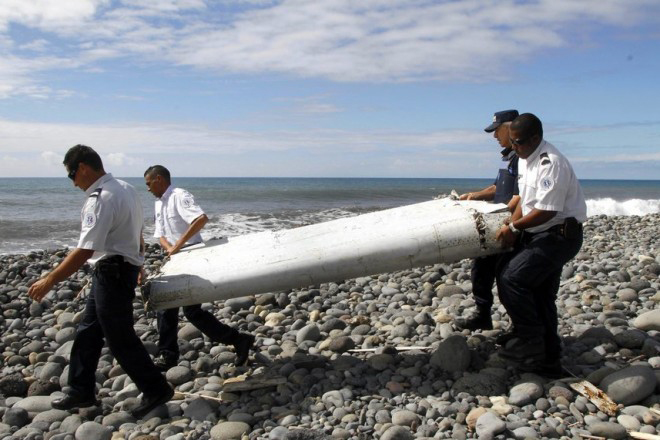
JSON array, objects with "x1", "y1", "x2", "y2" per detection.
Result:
[
  {"x1": 159, "y1": 185, "x2": 173, "y2": 201},
  {"x1": 524, "y1": 139, "x2": 547, "y2": 165},
  {"x1": 85, "y1": 173, "x2": 113, "y2": 196},
  {"x1": 502, "y1": 149, "x2": 517, "y2": 162}
]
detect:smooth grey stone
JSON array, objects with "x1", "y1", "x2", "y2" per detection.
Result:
[
  {"x1": 224, "y1": 297, "x2": 254, "y2": 312},
  {"x1": 178, "y1": 323, "x2": 202, "y2": 341},
  {"x1": 12, "y1": 396, "x2": 54, "y2": 416},
  {"x1": 436, "y1": 284, "x2": 464, "y2": 299},
  {"x1": 512, "y1": 426, "x2": 538, "y2": 439},
  {"x1": 600, "y1": 365, "x2": 657, "y2": 405},
  {"x1": 588, "y1": 421, "x2": 627, "y2": 440},
  {"x1": 327, "y1": 336, "x2": 355, "y2": 353},
  {"x1": 614, "y1": 329, "x2": 647, "y2": 348},
  {"x1": 101, "y1": 412, "x2": 135, "y2": 429},
  {"x1": 74, "y1": 421, "x2": 112, "y2": 440},
  {"x1": 296, "y1": 324, "x2": 321, "y2": 344},
  {"x1": 210, "y1": 421, "x2": 250, "y2": 439},
  {"x1": 380, "y1": 425, "x2": 414, "y2": 440},
  {"x1": 183, "y1": 397, "x2": 216, "y2": 421},
  {"x1": 633, "y1": 309, "x2": 660, "y2": 331},
  {"x1": 55, "y1": 327, "x2": 76, "y2": 345},
  {"x1": 32, "y1": 409, "x2": 69, "y2": 424},
  {"x1": 476, "y1": 411, "x2": 506, "y2": 438},
  {"x1": 39, "y1": 362, "x2": 64, "y2": 381},
  {"x1": 2, "y1": 407, "x2": 29, "y2": 427},
  {"x1": 268, "y1": 426, "x2": 289, "y2": 439},
  {"x1": 165, "y1": 366, "x2": 194, "y2": 385},
  {"x1": 59, "y1": 415, "x2": 83, "y2": 433},
  {"x1": 617, "y1": 414, "x2": 641, "y2": 431},
  {"x1": 508, "y1": 380, "x2": 544, "y2": 406},
  {"x1": 391, "y1": 410, "x2": 419, "y2": 427}
]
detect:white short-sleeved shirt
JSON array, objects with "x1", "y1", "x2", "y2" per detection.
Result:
[
  {"x1": 154, "y1": 186, "x2": 205, "y2": 246},
  {"x1": 518, "y1": 140, "x2": 587, "y2": 233},
  {"x1": 77, "y1": 173, "x2": 145, "y2": 266}
]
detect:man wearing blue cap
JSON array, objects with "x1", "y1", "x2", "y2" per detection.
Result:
[{"x1": 456, "y1": 109, "x2": 520, "y2": 332}]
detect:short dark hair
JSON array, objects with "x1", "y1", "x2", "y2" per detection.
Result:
[
  {"x1": 144, "y1": 165, "x2": 171, "y2": 183},
  {"x1": 63, "y1": 144, "x2": 104, "y2": 172},
  {"x1": 510, "y1": 113, "x2": 543, "y2": 139}
]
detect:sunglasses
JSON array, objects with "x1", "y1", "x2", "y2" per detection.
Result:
[
  {"x1": 67, "y1": 164, "x2": 79, "y2": 181},
  {"x1": 510, "y1": 137, "x2": 528, "y2": 146}
]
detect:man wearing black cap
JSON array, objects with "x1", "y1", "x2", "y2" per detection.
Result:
[{"x1": 455, "y1": 109, "x2": 520, "y2": 331}]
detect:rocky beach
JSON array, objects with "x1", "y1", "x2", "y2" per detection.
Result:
[{"x1": 0, "y1": 213, "x2": 658, "y2": 440}]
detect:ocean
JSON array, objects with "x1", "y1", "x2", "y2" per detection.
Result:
[{"x1": 1, "y1": 177, "x2": 659, "y2": 255}]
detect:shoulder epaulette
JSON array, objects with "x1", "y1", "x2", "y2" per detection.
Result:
[
  {"x1": 89, "y1": 187, "x2": 102, "y2": 198},
  {"x1": 540, "y1": 152, "x2": 551, "y2": 165}
]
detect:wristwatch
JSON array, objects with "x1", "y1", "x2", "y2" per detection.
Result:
[{"x1": 508, "y1": 222, "x2": 521, "y2": 235}]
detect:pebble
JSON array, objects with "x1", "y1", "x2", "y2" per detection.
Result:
[
  {"x1": 588, "y1": 421, "x2": 628, "y2": 440},
  {"x1": 476, "y1": 411, "x2": 506, "y2": 438},
  {"x1": 75, "y1": 421, "x2": 112, "y2": 440},
  {"x1": 633, "y1": 309, "x2": 660, "y2": 331},
  {"x1": 599, "y1": 365, "x2": 657, "y2": 405},
  {"x1": 0, "y1": 215, "x2": 657, "y2": 439}
]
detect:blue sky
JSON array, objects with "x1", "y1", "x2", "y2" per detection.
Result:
[{"x1": 0, "y1": 0, "x2": 659, "y2": 179}]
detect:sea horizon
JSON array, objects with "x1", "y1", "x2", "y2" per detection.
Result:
[{"x1": 1, "y1": 177, "x2": 659, "y2": 255}]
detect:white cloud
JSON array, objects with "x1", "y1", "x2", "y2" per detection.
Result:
[
  {"x1": 104, "y1": 152, "x2": 141, "y2": 167},
  {"x1": 572, "y1": 152, "x2": 660, "y2": 164},
  {"x1": 40, "y1": 150, "x2": 62, "y2": 165},
  {"x1": 0, "y1": 0, "x2": 657, "y2": 99}
]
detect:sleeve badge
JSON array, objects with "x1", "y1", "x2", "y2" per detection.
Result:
[{"x1": 84, "y1": 212, "x2": 97, "y2": 228}]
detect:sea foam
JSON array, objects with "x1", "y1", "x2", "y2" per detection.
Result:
[{"x1": 586, "y1": 198, "x2": 660, "y2": 217}]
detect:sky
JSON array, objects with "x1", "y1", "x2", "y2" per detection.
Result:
[{"x1": 0, "y1": 0, "x2": 659, "y2": 179}]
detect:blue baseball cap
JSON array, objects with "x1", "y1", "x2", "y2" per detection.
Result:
[{"x1": 484, "y1": 109, "x2": 519, "y2": 132}]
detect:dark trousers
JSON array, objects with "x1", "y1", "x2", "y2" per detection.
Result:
[
  {"x1": 471, "y1": 254, "x2": 501, "y2": 310},
  {"x1": 157, "y1": 304, "x2": 239, "y2": 358},
  {"x1": 496, "y1": 229, "x2": 583, "y2": 361},
  {"x1": 68, "y1": 257, "x2": 168, "y2": 398}
]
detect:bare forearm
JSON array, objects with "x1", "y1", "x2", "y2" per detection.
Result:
[
  {"x1": 159, "y1": 236, "x2": 173, "y2": 250},
  {"x1": 174, "y1": 214, "x2": 208, "y2": 249},
  {"x1": 460, "y1": 185, "x2": 496, "y2": 201},
  {"x1": 507, "y1": 195, "x2": 520, "y2": 214},
  {"x1": 47, "y1": 248, "x2": 94, "y2": 284},
  {"x1": 29, "y1": 248, "x2": 94, "y2": 301}
]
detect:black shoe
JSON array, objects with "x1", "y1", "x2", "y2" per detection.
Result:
[
  {"x1": 498, "y1": 336, "x2": 546, "y2": 363},
  {"x1": 455, "y1": 310, "x2": 493, "y2": 331},
  {"x1": 131, "y1": 387, "x2": 174, "y2": 419},
  {"x1": 518, "y1": 359, "x2": 564, "y2": 378},
  {"x1": 153, "y1": 353, "x2": 177, "y2": 371},
  {"x1": 495, "y1": 329, "x2": 517, "y2": 346},
  {"x1": 52, "y1": 393, "x2": 99, "y2": 411},
  {"x1": 234, "y1": 333, "x2": 255, "y2": 366}
]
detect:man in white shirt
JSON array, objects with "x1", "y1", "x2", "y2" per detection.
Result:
[
  {"x1": 28, "y1": 145, "x2": 173, "y2": 419},
  {"x1": 144, "y1": 165, "x2": 254, "y2": 370},
  {"x1": 495, "y1": 113, "x2": 586, "y2": 376}
]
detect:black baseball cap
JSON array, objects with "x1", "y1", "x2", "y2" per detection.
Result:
[{"x1": 484, "y1": 109, "x2": 519, "y2": 133}]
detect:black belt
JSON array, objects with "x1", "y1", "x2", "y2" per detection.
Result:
[
  {"x1": 525, "y1": 218, "x2": 582, "y2": 238},
  {"x1": 98, "y1": 255, "x2": 139, "y2": 268}
]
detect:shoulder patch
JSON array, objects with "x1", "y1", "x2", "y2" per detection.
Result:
[
  {"x1": 83, "y1": 211, "x2": 97, "y2": 228},
  {"x1": 541, "y1": 177, "x2": 554, "y2": 190},
  {"x1": 182, "y1": 196, "x2": 194, "y2": 209}
]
